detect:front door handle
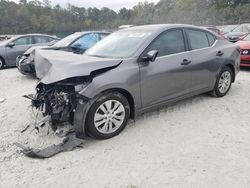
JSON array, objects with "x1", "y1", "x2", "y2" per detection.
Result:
[
  {"x1": 181, "y1": 59, "x2": 192, "y2": 66},
  {"x1": 216, "y1": 51, "x2": 224, "y2": 56}
]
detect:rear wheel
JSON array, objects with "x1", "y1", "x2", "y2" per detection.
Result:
[
  {"x1": 211, "y1": 66, "x2": 233, "y2": 97},
  {"x1": 86, "y1": 92, "x2": 130, "y2": 139},
  {"x1": 0, "y1": 58, "x2": 5, "y2": 69}
]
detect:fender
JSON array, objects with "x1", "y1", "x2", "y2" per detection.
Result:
[
  {"x1": 0, "y1": 53, "x2": 8, "y2": 66},
  {"x1": 74, "y1": 93, "x2": 103, "y2": 139},
  {"x1": 75, "y1": 86, "x2": 137, "y2": 139},
  {"x1": 216, "y1": 60, "x2": 238, "y2": 83}
]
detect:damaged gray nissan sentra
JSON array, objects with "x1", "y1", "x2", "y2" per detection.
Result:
[{"x1": 30, "y1": 24, "x2": 240, "y2": 140}]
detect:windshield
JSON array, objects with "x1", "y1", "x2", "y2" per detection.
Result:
[
  {"x1": 86, "y1": 30, "x2": 152, "y2": 58},
  {"x1": 223, "y1": 25, "x2": 237, "y2": 32},
  {"x1": 53, "y1": 33, "x2": 82, "y2": 47},
  {"x1": 243, "y1": 34, "x2": 250, "y2": 41},
  {"x1": 232, "y1": 25, "x2": 243, "y2": 32},
  {"x1": 232, "y1": 24, "x2": 250, "y2": 32}
]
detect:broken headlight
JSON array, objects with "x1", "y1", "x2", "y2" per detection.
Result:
[{"x1": 74, "y1": 82, "x2": 90, "y2": 92}]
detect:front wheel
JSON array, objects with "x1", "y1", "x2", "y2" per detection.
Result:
[
  {"x1": 211, "y1": 66, "x2": 233, "y2": 97},
  {"x1": 86, "y1": 92, "x2": 130, "y2": 139}
]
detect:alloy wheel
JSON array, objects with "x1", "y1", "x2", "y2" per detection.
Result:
[
  {"x1": 218, "y1": 71, "x2": 231, "y2": 94},
  {"x1": 94, "y1": 100, "x2": 126, "y2": 134}
]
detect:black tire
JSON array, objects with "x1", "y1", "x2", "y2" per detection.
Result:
[
  {"x1": 211, "y1": 66, "x2": 233, "y2": 97},
  {"x1": 0, "y1": 58, "x2": 5, "y2": 69},
  {"x1": 86, "y1": 92, "x2": 130, "y2": 140}
]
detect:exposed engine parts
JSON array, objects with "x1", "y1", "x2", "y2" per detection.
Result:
[{"x1": 32, "y1": 83, "x2": 79, "y2": 131}]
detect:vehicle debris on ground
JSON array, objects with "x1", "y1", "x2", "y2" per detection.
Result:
[{"x1": 15, "y1": 133, "x2": 85, "y2": 159}]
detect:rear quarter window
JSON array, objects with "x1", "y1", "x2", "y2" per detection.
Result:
[{"x1": 206, "y1": 32, "x2": 217, "y2": 46}]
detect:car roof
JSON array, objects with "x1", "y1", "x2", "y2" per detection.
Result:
[
  {"x1": 74, "y1": 31, "x2": 111, "y2": 35},
  {"x1": 121, "y1": 24, "x2": 208, "y2": 32},
  {"x1": 15, "y1": 33, "x2": 59, "y2": 39}
]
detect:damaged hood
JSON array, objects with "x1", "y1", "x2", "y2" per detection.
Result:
[{"x1": 35, "y1": 49, "x2": 123, "y2": 84}]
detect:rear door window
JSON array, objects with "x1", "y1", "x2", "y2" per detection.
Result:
[
  {"x1": 147, "y1": 29, "x2": 186, "y2": 57},
  {"x1": 33, "y1": 36, "x2": 50, "y2": 44},
  {"x1": 186, "y1": 29, "x2": 209, "y2": 50}
]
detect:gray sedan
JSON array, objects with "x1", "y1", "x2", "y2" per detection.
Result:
[
  {"x1": 31, "y1": 24, "x2": 240, "y2": 140},
  {"x1": 0, "y1": 34, "x2": 59, "y2": 69}
]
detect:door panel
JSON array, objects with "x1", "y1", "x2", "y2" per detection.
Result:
[
  {"x1": 185, "y1": 29, "x2": 215, "y2": 91},
  {"x1": 6, "y1": 45, "x2": 31, "y2": 66},
  {"x1": 188, "y1": 49, "x2": 212, "y2": 91},
  {"x1": 139, "y1": 29, "x2": 192, "y2": 108},
  {"x1": 140, "y1": 53, "x2": 192, "y2": 108},
  {"x1": 6, "y1": 37, "x2": 32, "y2": 65}
]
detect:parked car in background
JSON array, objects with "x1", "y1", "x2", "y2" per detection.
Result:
[
  {"x1": 0, "y1": 34, "x2": 59, "y2": 69},
  {"x1": 30, "y1": 24, "x2": 240, "y2": 140},
  {"x1": 226, "y1": 23, "x2": 250, "y2": 42},
  {"x1": 203, "y1": 26, "x2": 226, "y2": 38},
  {"x1": 236, "y1": 33, "x2": 250, "y2": 67},
  {"x1": 17, "y1": 31, "x2": 111, "y2": 76},
  {"x1": 219, "y1": 25, "x2": 238, "y2": 35}
]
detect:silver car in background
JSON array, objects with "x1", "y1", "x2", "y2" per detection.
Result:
[
  {"x1": 226, "y1": 23, "x2": 250, "y2": 42},
  {"x1": 0, "y1": 34, "x2": 59, "y2": 69},
  {"x1": 31, "y1": 24, "x2": 240, "y2": 140}
]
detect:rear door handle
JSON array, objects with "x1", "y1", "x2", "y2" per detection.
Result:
[
  {"x1": 216, "y1": 51, "x2": 224, "y2": 56},
  {"x1": 181, "y1": 59, "x2": 192, "y2": 66}
]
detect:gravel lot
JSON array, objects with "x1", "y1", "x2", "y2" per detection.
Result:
[{"x1": 1, "y1": 68, "x2": 250, "y2": 188}]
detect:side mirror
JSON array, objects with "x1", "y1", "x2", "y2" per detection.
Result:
[
  {"x1": 142, "y1": 50, "x2": 158, "y2": 62},
  {"x1": 7, "y1": 42, "x2": 15, "y2": 48}
]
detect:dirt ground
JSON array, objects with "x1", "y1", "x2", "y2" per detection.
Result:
[{"x1": 1, "y1": 68, "x2": 250, "y2": 188}]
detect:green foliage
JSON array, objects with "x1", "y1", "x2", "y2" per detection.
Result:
[{"x1": 0, "y1": 0, "x2": 250, "y2": 34}]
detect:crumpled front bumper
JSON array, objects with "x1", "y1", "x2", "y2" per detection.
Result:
[
  {"x1": 16, "y1": 55, "x2": 36, "y2": 76},
  {"x1": 28, "y1": 84, "x2": 93, "y2": 139}
]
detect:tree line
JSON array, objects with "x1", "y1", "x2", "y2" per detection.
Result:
[{"x1": 0, "y1": 0, "x2": 250, "y2": 35}]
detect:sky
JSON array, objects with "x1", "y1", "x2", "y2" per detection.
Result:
[{"x1": 11, "y1": 0, "x2": 160, "y2": 11}]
